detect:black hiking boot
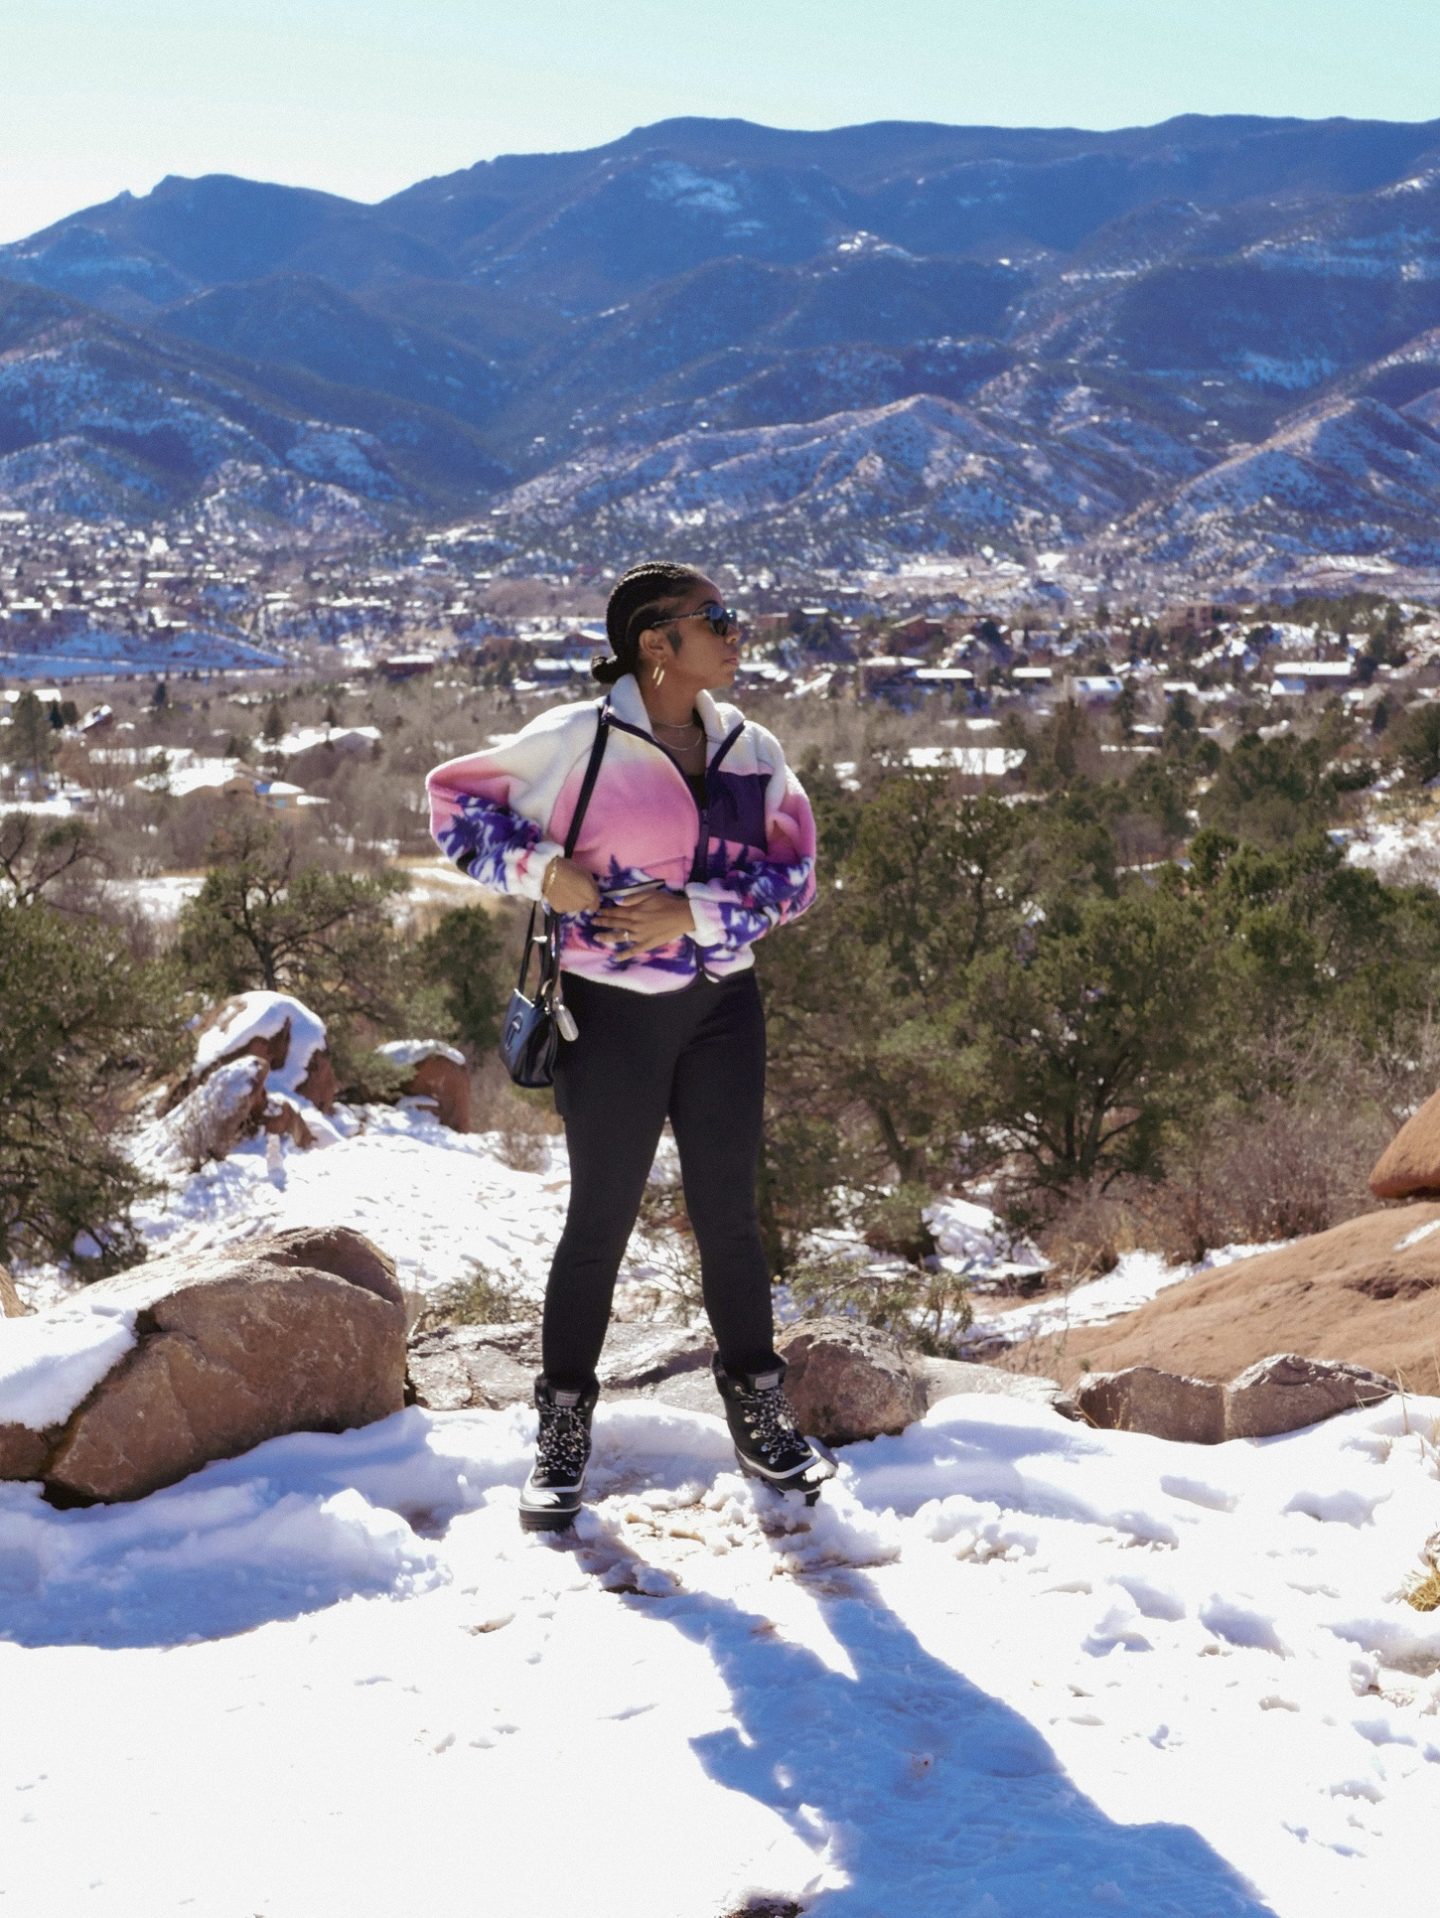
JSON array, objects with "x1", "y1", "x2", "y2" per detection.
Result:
[
  {"x1": 518, "y1": 1375, "x2": 599, "y2": 1533},
  {"x1": 712, "y1": 1355, "x2": 837, "y2": 1505}
]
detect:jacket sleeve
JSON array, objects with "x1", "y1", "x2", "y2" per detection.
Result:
[
  {"x1": 683, "y1": 728, "x2": 817, "y2": 956},
  {"x1": 425, "y1": 704, "x2": 590, "y2": 903}
]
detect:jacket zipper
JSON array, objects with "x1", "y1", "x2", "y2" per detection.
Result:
[
  {"x1": 603, "y1": 714, "x2": 745, "y2": 981},
  {"x1": 603, "y1": 712, "x2": 744, "y2": 880}
]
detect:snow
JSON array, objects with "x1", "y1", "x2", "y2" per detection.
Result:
[
  {"x1": 0, "y1": 1296, "x2": 137, "y2": 1428},
  {"x1": 192, "y1": 990, "x2": 329, "y2": 1098},
  {"x1": 2, "y1": 1386, "x2": 1437, "y2": 1914},
  {"x1": 963, "y1": 1243, "x2": 1279, "y2": 1351},
  {"x1": 374, "y1": 1038, "x2": 466, "y2": 1068},
  {"x1": 6, "y1": 1063, "x2": 1440, "y2": 1911},
  {"x1": 11, "y1": 1020, "x2": 1440, "y2": 1902}
]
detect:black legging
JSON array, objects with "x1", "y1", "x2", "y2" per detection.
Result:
[{"x1": 543, "y1": 969, "x2": 779, "y2": 1389}]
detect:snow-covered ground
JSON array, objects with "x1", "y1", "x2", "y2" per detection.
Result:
[
  {"x1": 3, "y1": 1384, "x2": 1437, "y2": 1915},
  {"x1": 6, "y1": 1097, "x2": 1437, "y2": 1913}
]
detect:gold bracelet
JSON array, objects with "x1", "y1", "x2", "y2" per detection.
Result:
[{"x1": 541, "y1": 855, "x2": 560, "y2": 900}]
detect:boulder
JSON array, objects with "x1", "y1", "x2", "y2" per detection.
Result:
[
  {"x1": 374, "y1": 1041, "x2": 470, "y2": 1132},
  {"x1": 160, "y1": 1055, "x2": 269, "y2": 1164},
  {"x1": 1053, "y1": 1353, "x2": 1398, "y2": 1443},
  {"x1": 1370, "y1": 1088, "x2": 1440, "y2": 1200},
  {"x1": 775, "y1": 1318, "x2": 927, "y2": 1443},
  {"x1": 1224, "y1": 1352, "x2": 1395, "y2": 1439},
  {"x1": 2, "y1": 1227, "x2": 405, "y2": 1504},
  {"x1": 1, "y1": 1266, "x2": 27, "y2": 1318},
  {"x1": 1057, "y1": 1366, "x2": 1226, "y2": 1443},
  {"x1": 408, "y1": 1053, "x2": 470, "y2": 1132}
]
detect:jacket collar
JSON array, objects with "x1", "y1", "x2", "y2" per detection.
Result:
[{"x1": 608, "y1": 672, "x2": 740, "y2": 746}]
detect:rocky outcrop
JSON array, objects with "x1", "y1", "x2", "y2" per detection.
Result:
[
  {"x1": 168, "y1": 992, "x2": 337, "y2": 1116},
  {"x1": 1369, "y1": 1089, "x2": 1440, "y2": 1200},
  {"x1": 261, "y1": 1098, "x2": 316, "y2": 1149},
  {"x1": 1, "y1": 1227, "x2": 405, "y2": 1503},
  {"x1": 1022, "y1": 1201, "x2": 1440, "y2": 1399},
  {"x1": 374, "y1": 1042, "x2": 470, "y2": 1132},
  {"x1": 406, "y1": 1313, "x2": 1038, "y2": 1440},
  {"x1": 917, "y1": 1356, "x2": 1061, "y2": 1408},
  {"x1": 406, "y1": 1322, "x2": 714, "y2": 1412},
  {"x1": 1057, "y1": 1352, "x2": 1396, "y2": 1442}
]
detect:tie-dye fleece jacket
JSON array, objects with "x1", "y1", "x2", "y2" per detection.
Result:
[{"x1": 425, "y1": 672, "x2": 817, "y2": 994}]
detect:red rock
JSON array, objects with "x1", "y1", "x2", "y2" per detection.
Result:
[
  {"x1": 1370, "y1": 1088, "x2": 1440, "y2": 1199},
  {"x1": 2, "y1": 1227, "x2": 405, "y2": 1504},
  {"x1": 407, "y1": 1053, "x2": 470, "y2": 1132},
  {"x1": 1057, "y1": 1367, "x2": 1225, "y2": 1442}
]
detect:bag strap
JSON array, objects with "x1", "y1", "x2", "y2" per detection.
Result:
[
  {"x1": 513, "y1": 704, "x2": 610, "y2": 994},
  {"x1": 563, "y1": 702, "x2": 610, "y2": 858}
]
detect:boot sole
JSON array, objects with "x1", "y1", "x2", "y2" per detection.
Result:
[
  {"x1": 734, "y1": 1452, "x2": 832, "y2": 1505},
  {"x1": 518, "y1": 1499, "x2": 582, "y2": 1533}
]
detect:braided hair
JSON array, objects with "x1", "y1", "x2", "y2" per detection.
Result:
[{"x1": 593, "y1": 560, "x2": 709, "y2": 685}]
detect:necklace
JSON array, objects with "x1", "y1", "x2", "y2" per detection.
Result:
[{"x1": 653, "y1": 716, "x2": 702, "y2": 742}]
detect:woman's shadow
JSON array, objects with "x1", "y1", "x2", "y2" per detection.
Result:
[{"x1": 577, "y1": 1508, "x2": 1279, "y2": 1918}]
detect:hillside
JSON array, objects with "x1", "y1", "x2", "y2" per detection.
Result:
[
  {"x1": 3, "y1": 115, "x2": 1440, "y2": 584},
  {"x1": 1007, "y1": 1203, "x2": 1440, "y2": 1395}
]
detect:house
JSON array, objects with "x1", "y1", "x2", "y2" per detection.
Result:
[
  {"x1": 1069, "y1": 675, "x2": 1126, "y2": 705},
  {"x1": 904, "y1": 743, "x2": 1027, "y2": 794},
  {"x1": 1270, "y1": 661, "x2": 1354, "y2": 697},
  {"x1": 377, "y1": 652, "x2": 438, "y2": 682}
]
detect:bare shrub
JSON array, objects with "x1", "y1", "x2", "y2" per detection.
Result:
[
  {"x1": 785, "y1": 1247, "x2": 973, "y2": 1358},
  {"x1": 411, "y1": 1259, "x2": 530, "y2": 1334},
  {"x1": 1137, "y1": 1093, "x2": 1390, "y2": 1262},
  {"x1": 1367, "y1": 1004, "x2": 1440, "y2": 1133},
  {"x1": 466, "y1": 1056, "x2": 563, "y2": 1171},
  {"x1": 1032, "y1": 1181, "x2": 1152, "y2": 1284}
]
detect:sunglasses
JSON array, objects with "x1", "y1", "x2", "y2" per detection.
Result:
[{"x1": 652, "y1": 600, "x2": 741, "y2": 640}]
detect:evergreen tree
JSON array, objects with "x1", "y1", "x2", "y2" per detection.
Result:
[
  {"x1": 10, "y1": 691, "x2": 53, "y2": 783},
  {"x1": 0, "y1": 902, "x2": 180, "y2": 1268},
  {"x1": 177, "y1": 819, "x2": 410, "y2": 1026}
]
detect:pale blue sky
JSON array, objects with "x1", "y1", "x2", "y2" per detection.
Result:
[{"x1": 1, "y1": 0, "x2": 1435, "y2": 243}]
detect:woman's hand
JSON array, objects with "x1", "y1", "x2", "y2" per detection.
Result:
[
  {"x1": 542, "y1": 856, "x2": 602, "y2": 914},
  {"x1": 590, "y1": 888, "x2": 697, "y2": 953}
]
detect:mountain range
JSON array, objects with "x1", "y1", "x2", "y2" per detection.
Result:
[{"x1": 5, "y1": 114, "x2": 1440, "y2": 591}]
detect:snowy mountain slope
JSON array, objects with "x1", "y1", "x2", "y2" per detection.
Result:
[
  {"x1": 0, "y1": 173, "x2": 452, "y2": 316},
  {"x1": 492, "y1": 380, "x2": 1222, "y2": 569},
  {"x1": 0, "y1": 279, "x2": 506, "y2": 525},
  {"x1": 6, "y1": 116, "x2": 1440, "y2": 575},
  {"x1": 1120, "y1": 395, "x2": 1440, "y2": 580},
  {"x1": 156, "y1": 272, "x2": 510, "y2": 433}
]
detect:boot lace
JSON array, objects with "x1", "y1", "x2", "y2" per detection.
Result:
[
  {"x1": 739, "y1": 1382, "x2": 805, "y2": 1465},
  {"x1": 536, "y1": 1403, "x2": 591, "y2": 1474}
]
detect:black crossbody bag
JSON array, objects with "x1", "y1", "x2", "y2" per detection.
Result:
[{"x1": 498, "y1": 706, "x2": 609, "y2": 1088}]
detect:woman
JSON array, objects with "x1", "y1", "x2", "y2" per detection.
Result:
[{"x1": 426, "y1": 560, "x2": 833, "y2": 1531}]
